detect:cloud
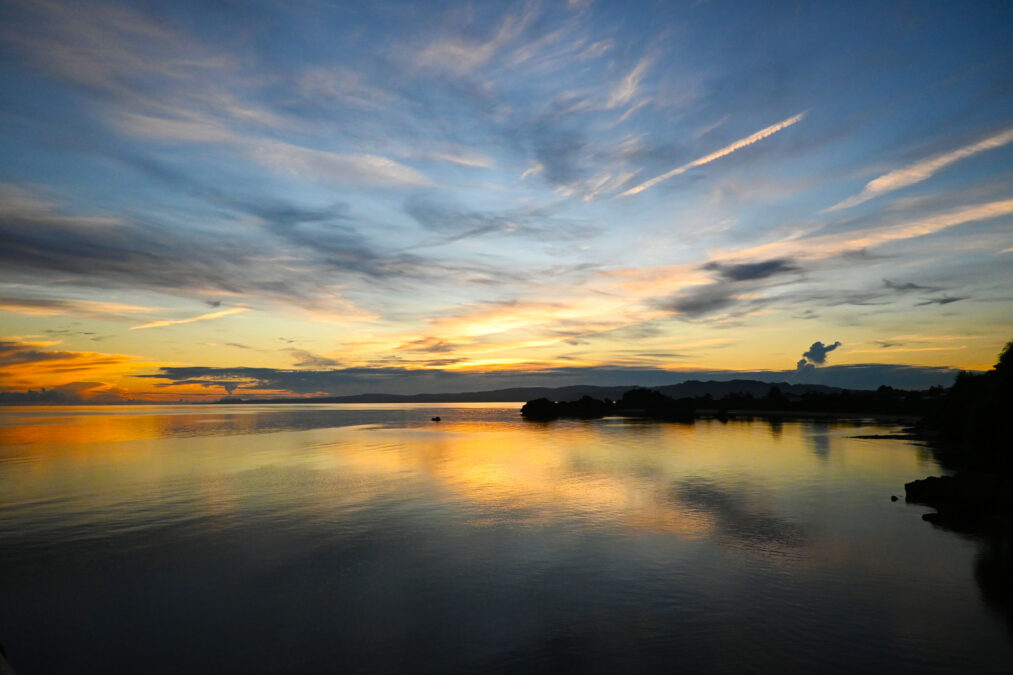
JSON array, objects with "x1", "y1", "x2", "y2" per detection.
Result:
[
  {"x1": 915, "y1": 296, "x2": 967, "y2": 306},
  {"x1": 138, "y1": 361, "x2": 965, "y2": 397},
  {"x1": 222, "y1": 342, "x2": 252, "y2": 350},
  {"x1": 702, "y1": 258, "x2": 798, "y2": 282},
  {"x1": 416, "y1": 3, "x2": 535, "y2": 73},
  {"x1": 0, "y1": 187, "x2": 266, "y2": 294},
  {"x1": 396, "y1": 338, "x2": 461, "y2": 354},
  {"x1": 621, "y1": 112, "x2": 805, "y2": 196},
  {"x1": 290, "y1": 350, "x2": 342, "y2": 368},
  {"x1": 529, "y1": 120, "x2": 588, "y2": 187},
  {"x1": 0, "y1": 183, "x2": 445, "y2": 313},
  {"x1": 607, "y1": 58, "x2": 651, "y2": 109},
  {"x1": 114, "y1": 113, "x2": 432, "y2": 186},
  {"x1": 130, "y1": 307, "x2": 250, "y2": 330},
  {"x1": 0, "y1": 339, "x2": 70, "y2": 367},
  {"x1": 883, "y1": 279, "x2": 940, "y2": 292},
  {"x1": 0, "y1": 295, "x2": 150, "y2": 318},
  {"x1": 2, "y1": 0, "x2": 238, "y2": 110},
  {"x1": 717, "y1": 198, "x2": 1013, "y2": 263},
  {"x1": 802, "y1": 340, "x2": 841, "y2": 365},
  {"x1": 794, "y1": 339, "x2": 841, "y2": 377},
  {"x1": 297, "y1": 66, "x2": 395, "y2": 110},
  {"x1": 666, "y1": 285, "x2": 739, "y2": 318},
  {"x1": 427, "y1": 151, "x2": 496, "y2": 168},
  {"x1": 0, "y1": 339, "x2": 138, "y2": 392},
  {"x1": 6, "y1": 1, "x2": 431, "y2": 188},
  {"x1": 0, "y1": 381, "x2": 130, "y2": 404},
  {"x1": 827, "y1": 126, "x2": 1013, "y2": 211},
  {"x1": 104, "y1": 160, "x2": 547, "y2": 299},
  {"x1": 660, "y1": 257, "x2": 801, "y2": 319},
  {"x1": 245, "y1": 139, "x2": 431, "y2": 187},
  {"x1": 404, "y1": 197, "x2": 598, "y2": 245}
]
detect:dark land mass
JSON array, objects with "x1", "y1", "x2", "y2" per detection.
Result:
[
  {"x1": 519, "y1": 383, "x2": 940, "y2": 421},
  {"x1": 209, "y1": 379, "x2": 844, "y2": 405},
  {"x1": 905, "y1": 474, "x2": 1013, "y2": 637},
  {"x1": 519, "y1": 341, "x2": 1013, "y2": 632},
  {"x1": 899, "y1": 340, "x2": 1013, "y2": 633}
]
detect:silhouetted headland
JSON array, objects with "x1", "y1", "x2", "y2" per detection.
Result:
[
  {"x1": 521, "y1": 388, "x2": 694, "y2": 421},
  {"x1": 519, "y1": 341, "x2": 1013, "y2": 632},
  {"x1": 904, "y1": 340, "x2": 1013, "y2": 633},
  {"x1": 520, "y1": 382, "x2": 936, "y2": 422},
  {"x1": 199, "y1": 379, "x2": 846, "y2": 406},
  {"x1": 904, "y1": 340, "x2": 1013, "y2": 516}
]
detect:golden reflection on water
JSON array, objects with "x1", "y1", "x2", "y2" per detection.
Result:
[
  {"x1": 0, "y1": 405, "x2": 937, "y2": 548},
  {"x1": 0, "y1": 406, "x2": 281, "y2": 448},
  {"x1": 3, "y1": 405, "x2": 1010, "y2": 674}
]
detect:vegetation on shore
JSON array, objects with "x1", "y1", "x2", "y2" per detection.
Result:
[
  {"x1": 522, "y1": 382, "x2": 939, "y2": 421},
  {"x1": 521, "y1": 388, "x2": 694, "y2": 421},
  {"x1": 899, "y1": 341, "x2": 1013, "y2": 633},
  {"x1": 918, "y1": 339, "x2": 1013, "y2": 472},
  {"x1": 522, "y1": 339, "x2": 1012, "y2": 476},
  {"x1": 521, "y1": 341, "x2": 1013, "y2": 626}
]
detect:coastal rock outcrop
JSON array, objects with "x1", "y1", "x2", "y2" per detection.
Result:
[{"x1": 904, "y1": 473, "x2": 1013, "y2": 528}]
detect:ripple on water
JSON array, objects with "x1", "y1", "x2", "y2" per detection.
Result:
[{"x1": 0, "y1": 405, "x2": 1010, "y2": 674}]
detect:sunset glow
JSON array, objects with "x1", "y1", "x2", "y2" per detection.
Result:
[{"x1": 1, "y1": 1, "x2": 1011, "y2": 400}]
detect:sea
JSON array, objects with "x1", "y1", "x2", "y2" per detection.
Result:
[{"x1": 0, "y1": 403, "x2": 1010, "y2": 674}]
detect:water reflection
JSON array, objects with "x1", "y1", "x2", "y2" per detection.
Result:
[
  {"x1": 0, "y1": 403, "x2": 518, "y2": 448},
  {"x1": 976, "y1": 533, "x2": 1013, "y2": 638},
  {"x1": 0, "y1": 405, "x2": 1010, "y2": 674},
  {"x1": 912, "y1": 505, "x2": 1013, "y2": 640},
  {"x1": 804, "y1": 420, "x2": 833, "y2": 458},
  {"x1": 676, "y1": 478, "x2": 809, "y2": 556}
]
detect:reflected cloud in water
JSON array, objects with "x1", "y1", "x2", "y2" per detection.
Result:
[
  {"x1": 675, "y1": 477, "x2": 809, "y2": 557},
  {"x1": 1, "y1": 405, "x2": 1010, "y2": 673}
]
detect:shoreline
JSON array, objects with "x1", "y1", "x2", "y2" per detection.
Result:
[{"x1": 692, "y1": 408, "x2": 921, "y2": 424}]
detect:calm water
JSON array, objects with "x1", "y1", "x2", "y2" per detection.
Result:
[{"x1": 0, "y1": 404, "x2": 1010, "y2": 674}]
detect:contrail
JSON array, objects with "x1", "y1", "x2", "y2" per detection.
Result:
[
  {"x1": 825, "y1": 125, "x2": 1013, "y2": 212},
  {"x1": 621, "y1": 112, "x2": 805, "y2": 197},
  {"x1": 131, "y1": 307, "x2": 249, "y2": 330}
]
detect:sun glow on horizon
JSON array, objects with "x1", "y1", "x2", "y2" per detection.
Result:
[{"x1": 0, "y1": 1, "x2": 1011, "y2": 400}]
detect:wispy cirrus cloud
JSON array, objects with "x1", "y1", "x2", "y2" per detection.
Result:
[
  {"x1": 721, "y1": 198, "x2": 1013, "y2": 263},
  {"x1": 826, "y1": 126, "x2": 1013, "y2": 212},
  {"x1": 0, "y1": 183, "x2": 451, "y2": 311},
  {"x1": 416, "y1": 2, "x2": 536, "y2": 73},
  {"x1": 620, "y1": 113, "x2": 806, "y2": 196},
  {"x1": 6, "y1": 0, "x2": 431, "y2": 188},
  {"x1": 607, "y1": 57, "x2": 652, "y2": 109},
  {"x1": 130, "y1": 307, "x2": 250, "y2": 330},
  {"x1": 0, "y1": 295, "x2": 150, "y2": 318},
  {"x1": 113, "y1": 112, "x2": 432, "y2": 187}
]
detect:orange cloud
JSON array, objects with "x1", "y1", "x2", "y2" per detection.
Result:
[
  {"x1": 0, "y1": 338, "x2": 142, "y2": 396},
  {"x1": 0, "y1": 296, "x2": 151, "y2": 318}
]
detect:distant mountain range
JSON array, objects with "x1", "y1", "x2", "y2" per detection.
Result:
[{"x1": 219, "y1": 379, "x2": 845, "y2": 404}]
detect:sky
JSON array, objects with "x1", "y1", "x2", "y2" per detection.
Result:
[{"x1": 1, "y1": 0, "x2": 1011, "y2": 401}]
